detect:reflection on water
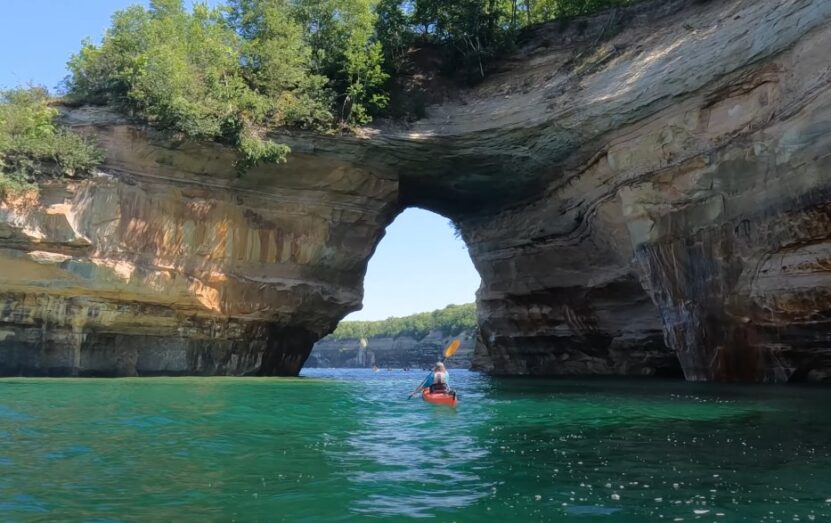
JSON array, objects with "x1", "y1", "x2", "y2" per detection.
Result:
[
  {"x1": 0, "y1": 371, "x2": 829, "y2": 521},
  {"x1": 332, "y1": 373, "x2": 491, "y2": 517}
]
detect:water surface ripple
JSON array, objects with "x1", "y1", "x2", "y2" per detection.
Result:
[{"x1": 1, "y1": 370, "x2": 830, "y2": 521}]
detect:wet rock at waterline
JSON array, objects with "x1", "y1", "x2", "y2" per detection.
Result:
[{"x1": 2, "y1": 0, "x2": 831, "y2": 381}]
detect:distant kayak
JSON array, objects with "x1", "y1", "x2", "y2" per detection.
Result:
[{"x1": 422, "y1": 389, "x2": 458, "y2": 407}]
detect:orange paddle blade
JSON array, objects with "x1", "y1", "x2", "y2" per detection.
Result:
[{"x1": 444, "y1": 339, "x2": 461, "y2": 359}]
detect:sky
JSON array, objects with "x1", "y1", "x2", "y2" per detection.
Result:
[
  {"x1": 346, "y1": 209, "x2": 480, "y2": 321},
  {"x1": 0, "y1": 1, "x2": 481, "y2": 321},
  {"x1": 0, "y1": 1, "x2": 143, "y2": 92}
]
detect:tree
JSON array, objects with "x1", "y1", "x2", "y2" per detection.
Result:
[
  {"x1": 0, "y1": 86, "x2": 101, "y2": 194},
  {"x1": 294, "y1": 0, "x2": 389, "y2": 125},
  {"x1": 66, "y1": 0, "x2": 331, "y2": 169},
  {"x1": 226, "y1": 0, "x2": 332, "y2": 129},
  {"x1": 374, "y1": 0, "x2": 412, "y2": 72}
]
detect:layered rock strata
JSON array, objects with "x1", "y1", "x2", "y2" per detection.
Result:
[
  {"x1": 0, "y1": 118, "x2": 398, "y2": 376},
  {"x1": 459, "y1": 0, "x2": 831, "y2": 381},
  {"x1": 2, "y1": 0, "x2": 830, "y2": 381}
]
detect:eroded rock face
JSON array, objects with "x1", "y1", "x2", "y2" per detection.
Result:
[
  {"x1": 2, "y1": 0, "x2": 830, "y2": 381},
  {"x1": 457, "y1": 0, "x2": 831, "y2": 381},
  {"x1": 0, "y1": 119, "x2": 398, "y2": 376}
]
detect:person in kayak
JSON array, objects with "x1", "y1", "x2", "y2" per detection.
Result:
[
  {"x1": 408, "y1": 359, "x2": 458, "y2": 401},
  {"x1": 422, "y1": 362, "x2": 452, "y2": 393}
]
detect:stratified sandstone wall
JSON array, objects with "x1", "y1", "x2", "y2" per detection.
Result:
[
  {"x1": 0, "y1": 113, "x2": 398, "y2": 376},
  {"x1": 2, "y1": 0, "x2": 830, "y2": 381},
  {"x1": 456, "y1": 0, "x2": 831, "y2": 381}
]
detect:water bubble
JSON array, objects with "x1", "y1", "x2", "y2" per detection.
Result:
[{"x1": 611, "y1": 493, "x2": 620, "y2": 501}]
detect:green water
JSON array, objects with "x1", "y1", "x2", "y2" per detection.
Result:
[{"x1": 1, "y1": 370, "x2": 830, "y2": 522}]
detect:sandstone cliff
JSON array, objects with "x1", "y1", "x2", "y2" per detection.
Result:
[
  {"x1": 0, "y1": 115, "x2": 399, "y2": 376},
  {"x1": 1, "y1": 0, "x2": 830, "y2": 381}
]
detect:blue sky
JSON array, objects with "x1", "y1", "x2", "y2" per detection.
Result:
[
  {"x1": 349, "y1": 209, "x2": 479, "y2": 320},
  {"x1": 0, "y1": 0, "x2": 143, "y2": 92},
  {"x1": 0, "y1": 1, "x2": 481, "y2": 321}
]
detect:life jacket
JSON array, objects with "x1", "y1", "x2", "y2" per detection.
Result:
[{"x1": 429, "y1": 371, "x2": 448, "y2": 392}]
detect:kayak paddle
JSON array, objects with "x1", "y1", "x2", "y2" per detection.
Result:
[{"x1": 443, "y1": 339, "x2": 461, "y2": 360}]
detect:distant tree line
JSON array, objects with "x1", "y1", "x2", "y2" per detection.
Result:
[{"x1": 330, "y1": 303, "x2": 476, "y2": 340}]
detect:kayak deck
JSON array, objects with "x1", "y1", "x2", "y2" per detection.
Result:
[{"x1": 422, "y1": 389, "x2": 458, "y2": 407}]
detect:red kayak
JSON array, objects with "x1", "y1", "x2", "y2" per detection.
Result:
[{"x1": 422, "y1": 389, "x2": 458, "y2": 407}]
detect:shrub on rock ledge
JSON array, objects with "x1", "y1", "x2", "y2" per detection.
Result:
[{"x1": 0, "y1": 86, "x2": 101, "y2": 195}]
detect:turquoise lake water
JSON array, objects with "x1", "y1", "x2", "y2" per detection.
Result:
[{"x1": 1, "y1": 369, "x2": 830, "y2": 521}]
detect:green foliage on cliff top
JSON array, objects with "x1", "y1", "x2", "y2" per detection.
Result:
[
  {"x1": 0, "y1": 86, "x2": 101, "y2": 195},
  {"x1": 65, "y1": 0, "x2": 387, "y2": 169},
  {"x1": 378, "y1": 0, "x2": 638, "y2": 82},
  {"x1": 330, "y1": 303, "x2": 476, "y2": 340},
  {"x1": 60, "y1": 0, "x2": 639, "y2": 167}
]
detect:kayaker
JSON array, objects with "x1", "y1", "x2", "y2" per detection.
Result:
[
  {"x1": 408, "y1": 356, "x2": 458, "y2": 405},
  {"x1": 422, "y1": 362, "x2": 450, "y2": 393}
]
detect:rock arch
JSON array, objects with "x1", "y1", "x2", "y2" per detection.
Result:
[{"x1": 2, "y1": 0, "x2": 831, "y2": 382}]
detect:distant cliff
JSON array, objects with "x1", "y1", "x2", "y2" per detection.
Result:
[
  {"x1": 308, "y1": 329, "x2": 476, "y2": 369},
  {"x1": 309, "y1": 304, "x2": 476, "y2": 368}
]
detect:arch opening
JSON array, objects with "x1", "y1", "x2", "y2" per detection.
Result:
[
  {"x1": 347, "y1": 208, "x2": 479, "y2": 322},
  {"x1": 307, "y1": 208, "x2": 481, "y2": 370}
]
